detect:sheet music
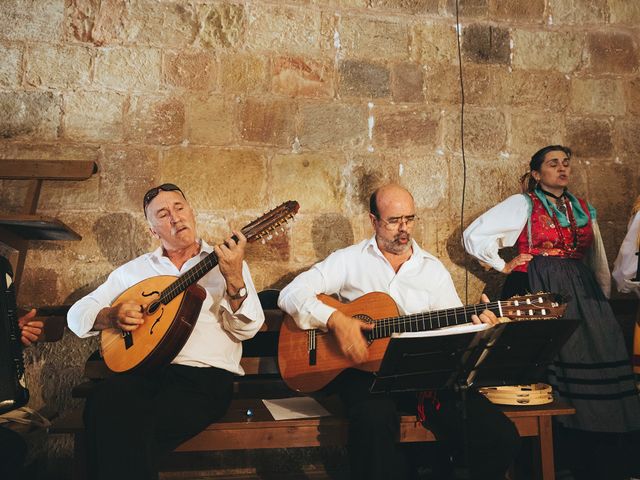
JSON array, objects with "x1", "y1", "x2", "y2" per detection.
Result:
[{"x1": 391, "y1": 322, "x2": 490, "y2": 338}]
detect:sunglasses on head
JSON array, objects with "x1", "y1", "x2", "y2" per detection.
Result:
[{"x1": 143, "y1": 183, "x2": 185, "y2": 216}]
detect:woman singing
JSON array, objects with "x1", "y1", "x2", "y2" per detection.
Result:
[{"x1": 463, "y1": 145, "x2": 640, "y2": 477}]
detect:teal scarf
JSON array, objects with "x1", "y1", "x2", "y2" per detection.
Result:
[{"x1": 532, "y1": 187, "x2": 595, "y2": 227}]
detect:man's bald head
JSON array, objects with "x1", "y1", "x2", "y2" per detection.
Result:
[{"x1": 369, "y1": 184, "x2": 414, "y2": 218}]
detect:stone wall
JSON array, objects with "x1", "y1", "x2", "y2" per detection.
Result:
[{"x1": 0, "y1": 0, "x2": 638, "y2": 475}]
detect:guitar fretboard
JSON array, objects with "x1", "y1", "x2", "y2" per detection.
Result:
[{"x1": 370, "y1": 302, "x2": 503, "y2": 340}]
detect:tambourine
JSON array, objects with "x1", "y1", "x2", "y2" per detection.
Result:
[{"x1": 479, "y1": 383, "x2": 553, "y2": 406}]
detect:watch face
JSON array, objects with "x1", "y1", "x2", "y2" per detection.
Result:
[{"x1": 238, "y1": 287, "x2": 247, "y2": 297}]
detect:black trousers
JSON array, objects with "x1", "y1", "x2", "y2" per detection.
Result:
[
  {"x1": 83, "y1": 364, "x2": 233, "y2": 480},
  {"x1": 0, "y1": 426, "x2": 27, "y2": 480},
  {"x1": 335, "y1": 369, "x2": 520, "y2": 480}
]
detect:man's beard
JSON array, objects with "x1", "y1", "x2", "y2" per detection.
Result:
[{"x1": 378, "y1": 232, "x2": 411, "y2": 255}]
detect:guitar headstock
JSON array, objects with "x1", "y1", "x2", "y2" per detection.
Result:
[
  {"x1": 500, "y1": 292, "x2": 568, "y2": 320},
  {"x1": 241, "y1": 201, "x2": 300, "y2": 243}
]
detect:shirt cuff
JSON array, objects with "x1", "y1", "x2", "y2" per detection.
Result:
[{"x1": 308, "y1": 302, "x2": 337, "y2": 330}]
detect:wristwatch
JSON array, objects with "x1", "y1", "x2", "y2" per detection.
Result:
[{"x1": 228, "y1": 286, "x2": 247, "y2": 300}]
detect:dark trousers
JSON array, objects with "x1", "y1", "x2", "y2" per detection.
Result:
[
  {"x1": 83, "y1": 364, "x2": 233, "y2": 480},
  {"x1": 0, "y1": 426, "x2": 27, "y2": 480},
  {"x1": 335, "y1": 369, "x2": 520, "y2": 480}
]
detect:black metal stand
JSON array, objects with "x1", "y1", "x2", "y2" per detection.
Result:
[{"x1": 370, "y1": 318, "x2": 580, "y2": 477}]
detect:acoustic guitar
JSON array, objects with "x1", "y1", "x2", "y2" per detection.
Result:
[
  {"x1": 278, "y1": 292, "x2": 567, "y2": 393},
  {"x1": 101, "y1": 200, "x2": 299, "y2": 374}
]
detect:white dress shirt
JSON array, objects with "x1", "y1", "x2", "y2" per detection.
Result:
[
  {"x1": 613, "y1": 211, "x2": 640, "y2": 297},
  {"x1": 277, "y1": 236, "x2": 462, "y2": 330},
  {"x1": 67, "y1": 240, "x2": 265, "y2": 375},
  {"x1": 463, "y1": 194, "x2": 611, "y2": 297}
]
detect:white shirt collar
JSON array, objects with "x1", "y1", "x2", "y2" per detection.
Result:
[{"x1": 150, "y1": 238, "x2": 213, "y2": 261}]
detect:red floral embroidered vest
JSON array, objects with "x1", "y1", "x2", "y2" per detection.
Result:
[{"x1": 513, "y1": 193, "x2": 594, "y2": 272}]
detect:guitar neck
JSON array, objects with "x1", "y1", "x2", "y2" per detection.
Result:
[
  {"x1": 370, "y1": 301, "x2": 502, "y2": 340},
  {"x1": 160, "y1": 252, "x2": 220, "y2": 304}
]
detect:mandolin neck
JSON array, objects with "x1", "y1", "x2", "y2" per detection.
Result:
[{"x1": 370, "y1": 302, "x2": 502, "y2": 339}]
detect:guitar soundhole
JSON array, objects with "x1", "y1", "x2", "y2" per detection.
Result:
[{"x1": 354, "y1": 315, "x2": 375, "y2": 345}]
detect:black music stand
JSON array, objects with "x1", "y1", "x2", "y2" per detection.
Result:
[
  {"x1": 370, "y1": 318, "x2": 579, "y2": 394},
  {"x1": 370, "y1": 318, "x2": 579, "y2": 479}
]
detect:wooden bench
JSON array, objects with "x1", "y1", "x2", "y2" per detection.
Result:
[{"x1": 50, "y1": 294, "x2": 575, "y2": 480}]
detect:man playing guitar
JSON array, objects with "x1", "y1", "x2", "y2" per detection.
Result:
[
  {"x1": 67, "y1": 184, "x2": 265, "y2": 480},
  {"x1": 278, "y1": 184, "x2": 520, "y2": 480}
]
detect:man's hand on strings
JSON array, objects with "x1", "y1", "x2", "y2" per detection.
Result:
[
  {"x1": 327, "y1": 310, "x2": 374, "y2": 364},
  {"x1": 470, "y1": 293, "x2": 500, "y2": 325}
]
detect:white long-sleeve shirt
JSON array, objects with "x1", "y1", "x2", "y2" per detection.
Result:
[
  {"x1": 67, "y1": 240, "x2": 265, "y2": 375},
  {"x1": 277, "y1": 236, "x2": 462, "y2": 330},
  {"x1": 613, "y1": 211, "x2": 640, "y2": 297},
  {"x1": 463, "y1": 194, "x2": 611, "y2": 297}
]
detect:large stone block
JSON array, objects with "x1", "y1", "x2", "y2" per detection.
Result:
[
  {"x1": 609, "y1": 0, "x2": 640, "y2": 25},
  {"x1": 369, "y1": 0, "x2": 439, "y2": 14},
  {"x1": 391, "y1": 63, "x2": 424, "y2": 103},
  {"x1": 161, "y1": 147, "x2": 267, "y2": 212},
  {"x1": 339, "y1": 15, "x2": 410, "y2": 60},
  {"x1": 271, "y1": 56, "x2": 334, "y2": 98},
  {"x1": 448, "y1": 154, "x2": 524, "y2": 220},
  {"x1": 570, "y1": 78, "x2": 625, "y2": 116},
  {"x1": 625, "y1": 77, "x2": 640, "y2": 117},
  {"x1": 67, "y1": 0, "x2": 198, "y2": 47},
  {"x1": 462, "y1": 24, "x2": 510, "y2": 65},
  {"x1": 398, "y1": 153, "x2": 451, "y2": 211},
  {"x1": 95, "y1": 47, "x2": 161, "y2": 91},
  {"x1": 0, "y1": 0, "x2": 64, "y2": 42},
  {"x1": 509, "y1": 111, "x2": 565, "y2": 157},
  {"x1": 245, "y1": 4, "x2": 322, "y2": 56},
  {"x1": 372, "y1": 107, "x2": 439, "y2": 149},
  {"x1": 186, "y1": 95, "x2": 236, "y2": 146},
  {"x1": 100, "y1": 146, "x2": 160, "y2": 212},
  {"x1": 64, "y1": 91, "x2": 124, "y2": 142},
  {"x1": 198, "y1": 2, "x2": 246, "y2": 49},
  {"x1": 122, "y1": 1, "x2": 198, "y2": 47},
  {"x1": 271, "y1": 152, "x2": 347, "y2": 213},
  {"x1": 0, "y1": 45, "x2": 21, "y2": 87},
  {"x1": 125, "y1": 95, "x2": 185, "y2": 145},
  {"x1": 412, "y1": 23, "x2": 458, "y2": 64},
  {"x1": 25, "y1": 44, "x2": 92, "y2": 89},
  {"x1": 445, "y1": 108, "x2": 506, "y2": 155},
  {"x1": 164, "y1": 50, "x2": 216, "y2": 91},
  {"x1": 239, "y1": 98, "x2": 297, "y2": 147},
  {"x1": 498, "y1": 69, "x2": 569, "y2": 112},
  {"x1": 585, "y1": 32, "x2": 639, "y2": 74},
  {"x1": 547, "y1": 0, "x2": 607, "y2": 24},
  {"x1": 219, "y1": 53, "x2": 270, "y2": 94},
  {"x1": 0, "y1": 92, "x2": 61, "y2": 141},
  {"x1": 445, "y1": 0, "x2": 489, "y2": 18},
  {"x1": 586, "y1": 161, "x2": 637, "y2": 223},
  {"x1": 511, "y1": 30, "x2": 584, "y2": 73},
  {"x1": 288, "y1": 213, "x2": 356, "y2": 265},
  {"x1": 424, "y1": 64, "x2": 461, "y2": 105},
  {"x1": 566, "y1": 117, "x2": 613, "y2": 158},
  {"x1": 489, "y1": 0, "x2": 545, "y2": 22},
  {"x1": 298, "y1": 101, "x2": 367, "y2": 150},
  {"x1": 338, "y1": 60, "x2": 390, "y2": 98},
  {"x1": 614, "y1": 119, "x2": 640, "y2": 159}
]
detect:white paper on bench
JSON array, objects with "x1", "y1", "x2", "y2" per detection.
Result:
[{"x1": 262, "y1": 397, "x2": 331, "y2": 420}]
